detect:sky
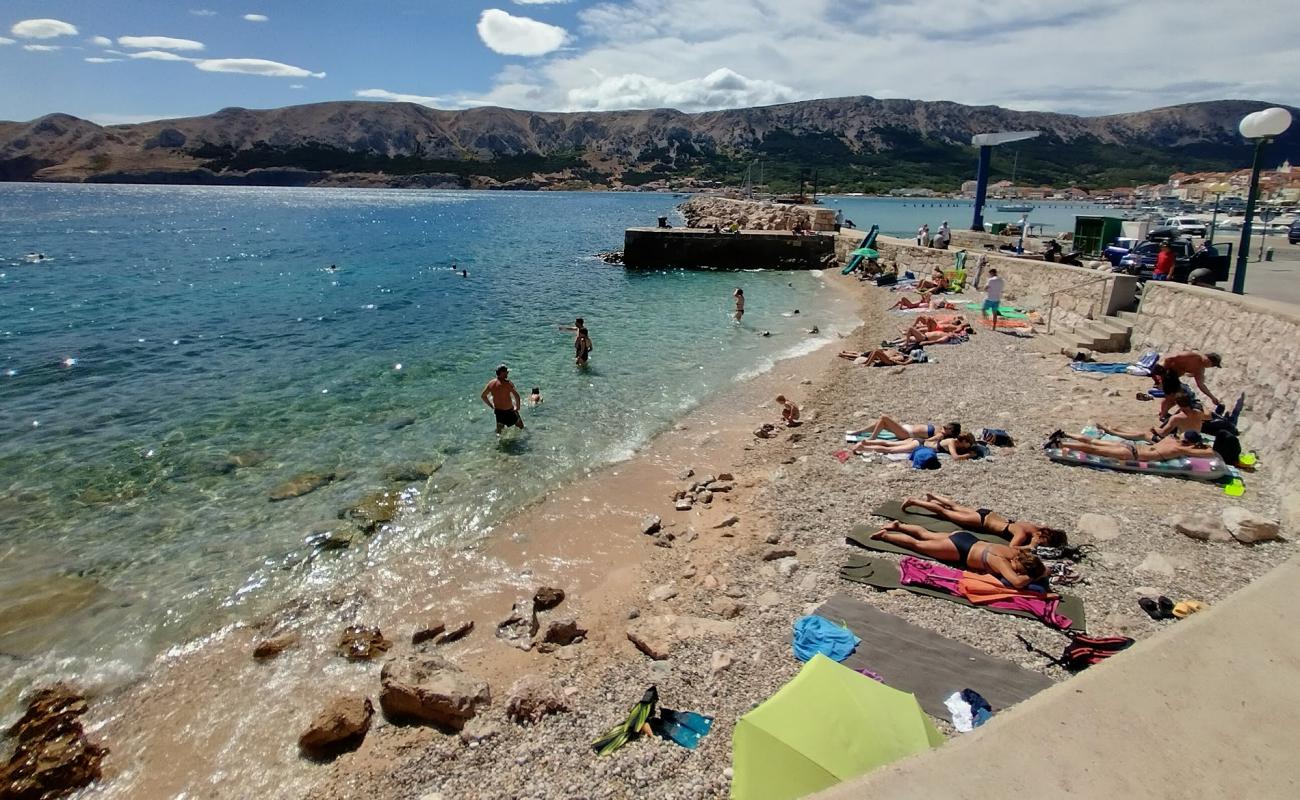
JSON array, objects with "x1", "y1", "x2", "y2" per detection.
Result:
[{"x1": 1, "y1": 0, "x2": 1298, "y2": 125}]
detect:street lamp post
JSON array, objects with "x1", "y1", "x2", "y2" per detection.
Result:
[{"x1": 1233, "y1": 108, "x2": 1293, "y2": 295}]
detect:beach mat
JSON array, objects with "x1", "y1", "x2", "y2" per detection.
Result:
[
  {"x1": 846, "y1": 524, "x2": 1005, "y2": 563},
  {"x1": 869, "y1": 500, "x2": 964, "y2": 532},
  {"x1": 815, "y1": 594, "x2": 1054, "y2": 718},
  {"x1": 839, "y1": 555, "x2": 1086, "y2": 632}
]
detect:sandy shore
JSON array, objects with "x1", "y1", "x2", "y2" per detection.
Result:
[{"x1": 76, "y1": 267, "x2": 1292, "y2": 800}]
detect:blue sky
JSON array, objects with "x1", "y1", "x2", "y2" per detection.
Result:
[{"x1": 2, "y1": 0, "x2": 1298, "y2": 124}]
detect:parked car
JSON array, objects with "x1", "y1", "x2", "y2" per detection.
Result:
[
  {"x1": 1118, "y1": 238, "x2": 1229, "y2": 283},
  {"x1": 1102, "y1": 236, "x2": 1142, "y2": 266},
  {"x1": 1290, "y1": 219, "x2": 1300, "y2": 245},
  {"x1": 1161, "y1": 217, "x2": 1208, "y2": 237}
]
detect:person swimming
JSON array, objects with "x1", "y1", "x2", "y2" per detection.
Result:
[{"x1": 528, "y1": 387, "x2": 543, "y2": 406}]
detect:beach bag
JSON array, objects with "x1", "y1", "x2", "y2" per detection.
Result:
[
  {"x1": 910, "y1": 348, "x2": 928, "y2": 364},
  {"x1": 910, "y1": 446, "x2": 940, "y2": 470},
  {"x1": 977, "y1": 427, "x2": 1014, "y2": 448},
  {"x1": 876, "y1": 273, "x2": 897, "y2": 287},
  {"x1": 1017, "y1": 633, "x2": 1134, "y2": 672}
]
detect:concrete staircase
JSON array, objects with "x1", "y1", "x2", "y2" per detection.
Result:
[{"x1": 1045, "y1": 311, "x2": 1135, "y2": 354}]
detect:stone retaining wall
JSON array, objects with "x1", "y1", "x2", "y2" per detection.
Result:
[
  {"x1": 1133, "y1": 283, "x2": 1300, "y2": 487},
  {"x1": 836, "y1": 231, "x2": 1136, "y2": 328}
]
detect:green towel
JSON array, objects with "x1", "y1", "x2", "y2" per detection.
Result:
[{"x1": 964, "y1": 302, "x2": 1028, "y2": 319}]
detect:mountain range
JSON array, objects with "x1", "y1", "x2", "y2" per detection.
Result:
[{"x1": 2, "y1": 97, "x2": 1297, "y2": 192}]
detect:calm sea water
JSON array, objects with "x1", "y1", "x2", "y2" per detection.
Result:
[
  {"x1": 824, "y1": 196, "x2": 1109, "y2": 237},
  {"x1": 0, "y1": 184, "x2": 866, "y2": 705}
]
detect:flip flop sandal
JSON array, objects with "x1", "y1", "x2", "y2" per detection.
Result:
[{"x1": 1138, "y1": 597, "x2": 1162, "y2": 620}]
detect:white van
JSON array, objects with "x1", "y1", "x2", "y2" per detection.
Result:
[{"x1": 1161, "y1": 217, "x2": 1207, "y2": 236}]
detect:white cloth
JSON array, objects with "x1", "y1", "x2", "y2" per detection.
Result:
[
  {"x1": 945, "y1": 692, "x2": 975, "y2": 733},
  {"x1": 985, "y1": 275, "x2": 1005, "y2": 302}
]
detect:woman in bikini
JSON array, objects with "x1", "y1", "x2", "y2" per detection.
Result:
[
  {"x1": 900, "y1": 493, "x2": 1068, "y2": 548},
  {"x1": 837, "y1": 348, "x2": 925, "y2": 367},
  {"x1": 870, "y1": 521, "x2": 1052, "y2": 591},
  {"x1": 1049, "y1": 429, "x2": 1212, "y2": 462},
  {"x1": 853, "y1": 432, "x2": 978, "y2": 459},
  {"x1": 849, "y1": 416, "x2": 959, "y2": 443}
]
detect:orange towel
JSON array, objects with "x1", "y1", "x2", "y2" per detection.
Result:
[{"x1": 959, "y1": 571, "x2": 1043, "y2": 604}]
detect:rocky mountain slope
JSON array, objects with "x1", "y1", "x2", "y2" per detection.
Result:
[{"x1": 2, "y1": 97, "x2": 1296, "y2": 190}]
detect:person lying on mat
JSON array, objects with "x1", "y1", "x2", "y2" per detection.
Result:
[
  {"x1": 889, "y1": 295, "x2": 931, "y2": 310},
  {"x1": 1098, "y1": 390, "x2": 1206, "y2": 441},
  {"x1": 849, "y1": 415, "x2": 960, "y2": 442},
  {"x1": 854, "y1": 432, "x2": 978, "y2": 460},
  {"x1": 1048, "y1": 428, "x2": 1213, "y2": 462},
  {"x1": 900, "y1": 493, "x2": 1067, "y2": 548},
  {"x1": 837, "y1": 348, "x2": 928, "y2": 367},
  {"x1": 903, "y1": 314, "x2": 967, "y2": 336},
  {"x1": 887, "y1": 326, "x2": 972, "y2": 347},
  {"x1": 869, "y1": 521, "x2": 1053, "y2": 593}
]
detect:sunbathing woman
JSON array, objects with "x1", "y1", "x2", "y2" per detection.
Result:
[
  {"x1": 887, "y1": 326, "x2": 972, "y2": 347},
  {"x1": 914, "y1": 267, "x2": 949, "y2": 293},
  {"x1": 1049, "y1": 429, "x2": 1213, "y2": 462},
  {"x1": 853, "y1": 432, "x2": 978, "y2": 460},
  {"x1": 870, "y1": 521, "x2": 1052, "y2": 591},
  {"x1": 900, "y1": 493, "x2": 1067, "y2": 548},
  {"x1": 838, "y1": 348, "x2": 927, "y2": 367},
  {"x1": 849, "y1": 416, "x2": 959, "y2": 442},
  {"x1": 890, "y1": 295, "x2": 931, "y2": 310}
]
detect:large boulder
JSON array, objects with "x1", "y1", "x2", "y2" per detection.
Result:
[
  {"x1": 1222, "y1": 507, "x2": 1283, "y2": 544},
  {"x1": 298, "y1": 695, "x2": 373, "y2": 759},
  {"x1": 1172, "y1": 514, "x2": 1232, "y2": 543},
  {"x1": 379, "y1": 654, "x2": 490, "y2": 730},
  {"x1": 0, "y1": 683, "x2": 107, "y2": 800}
]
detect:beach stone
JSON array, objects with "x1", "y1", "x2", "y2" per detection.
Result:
[
  {"x1": 437, "y1": 620, "x2": 474, "y2": 645},
  {"x1": 411, "y1": 622, "x2": 447, "y2": 646},
  {"x1": 708, "y1": 482, "x2": 735, "y2": 493},
  {"x1": 756, "y1": 591, "x2": 783, "y2": 609},
  {"x1": 697, "y1": 490, "x2": 714, "y2": 504},
  {"x1": 714, "y1": 514, "x2": 740, "y2": 529},
  {"x1": 681, "y1": 565, "x2": 697, "y2": 579},
  {"x1": 1136, "y1": 553, "x2": 1176, "y2": 578},
  {"x1": 252, "y1": 632, "x2": 299, "y2": 660},
  {"x1": 384, "y1": 462, "x2": 442, "y2": 483},
  {"x1": 298, "y1": 695, "x2": 373, "y2": 758},
  {"x1": 640, "y1": 515, "x2": 662, "y2": 535},
  {"x1": 717, "y1": 472, "x2": 734, "y2": 482},
  {"x1": 1133, "y1": 586, "x2": 1164, "y2": 597},
  {"x1": 388, "y1": 416, "x2": 417, "y2": 430},
  {"x1": 675, "y1": 498, "x2": 694, "y2": 511},
  {"x1": 697, "y1": 475, "x2": 716, "y2": 487},
  {"x1": 533, "y1": 586, "x2": 565, "y2": 611},
  {"x1": 775, "y1": 558, "x2": 800, "y2": 579},
  {"x1": 496, "y1": 600, "x2": 539, "y2": 651},
  {"x1": 723, "y1": 585, "x2": 747, "y2": 598},
  {"x1": 765, "y1": 532, "x2": 782, "y2": 545},
  {"x1": 1172, "y1": 514, "x2": 1232, "y2": 543},
  {"x1": 341, "y1": 490, "x2": 402, "y2": 534},
  {"x1": 710, "y1": 650, "x2": 734, "y2": 676},
  {"x1": 1282, "y1": 493, "x2": 1300, "y2": 537},
  {"x1": 648, "y1": 584, "x2": 678, "y2": 603},
  {"x1": 626, "y1": 615, "x2": 738, "y2": 660},
  {"x1": 306, "y1": 526, "x2": 358, "y2": 551},
  {"x1": 1222, "y1": 507, "x2": 1282, "y2": 544},
  {"x1": 677, "y1": 468, "x2": 695, "y2": 480},
  {"x1": 541, "y1": 617, "x2": 586, "y2": 646},
  {"x1": 1077, "y1": 513, "x2": 1121, "y2": 542},
  {"x1": 763, "y1": 549, "x2": 797, "y2": 561},
  {"x1": 379, "y1": 654, "x2": 490, "y2": 730},
  {"x1": 505, "y1": 676, "x2": 569, "y2": 724},
  {"x1": 269, "y1": 471, "x2": 336, "y2": 501},
  {"x1": 337, "y1": 626, "x2": 391, "y2": 661},
  {"x1": 458, "y1": 717, "x2": 501, "y2": 745},
  {"x1": 710, "y1": 600, "x2": 745, "y2": 619},
  {"x1": 0, "y1": 683, "x2": 106, "y2": 800}
]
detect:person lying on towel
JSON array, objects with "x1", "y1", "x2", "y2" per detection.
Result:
[
  {"x1": 853, "y1": 431, "x2": 978, "y2": 460},
  {"x1": 848, "y1": 415, "x2": 960, "y2": 443},
  {"x1": 901, "y1": 493, "x2": 1068, "y2": 549},
  {"x1": 870, "y1": 521, "x2": 1052, "y2": 593},
  {"x1": 1047, "y1": 428, "x2": 1213, "y2": 462},
  {"x1": 884, "y1": 326, "x2": 972, "y2": 348},
  {"x1": 836, "y1": 347, "x2": 928, "y2": 367},
  {"x1": 1098, "y1": 389, "x2": 1206, "y2": 441},
  {"x1": 902, "y1": 314, "x2": 967, "y2": 337}
]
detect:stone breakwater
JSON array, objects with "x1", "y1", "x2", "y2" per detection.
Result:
[{"x1": 679, "y1": 196, "x2": 837, "y2": 232}]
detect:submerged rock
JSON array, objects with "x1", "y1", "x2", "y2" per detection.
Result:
[
  {"x1": 496, "y1": 600, "x2": 539, "y2": 651},
  {"x1": 253, "y1": 632, "x2": 299, "y2": 661},
  {"x1": 341, "y1": 490, "x2": 402, "y2": 533},
  {"x1": 379, "y1": 654, "x2": 490, "y2": 730},
  {"x1": 0, "y1": 683, "x2": 107, "y2": 800},
  {"x1": 298, "y1": 695, "x2": 373, "y2": 759},
  {"x1": 384, "y1": 462, "x2": 442, "y2": 483},
  {"x1": 269, "y1": 471, "x2": 337, "y2": 502},
  {"x1": 336, "y1": 626, "x2": 391, "y2": 661}
]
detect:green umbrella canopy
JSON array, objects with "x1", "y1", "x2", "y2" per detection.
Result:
[
  {"x1": 731, "y1": 654, "x2": 943, "y2": 800},
  {"x1": 850, "y1": 247, "x2": 880, "y2": 258}
]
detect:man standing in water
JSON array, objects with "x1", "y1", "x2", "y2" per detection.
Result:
[
  {"x1": 481, "y1": 364, "x2": 524, "y2": 434},
  {"x1": 733, "y1": 288, "x2": 745, "y2": 322},
  {"x1": 560, "y1": 317, "x2": 593, "y2": 365}
]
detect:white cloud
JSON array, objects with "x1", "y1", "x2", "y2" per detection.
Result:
[
  {"x1": 477, "y1": 9, "x2": 568, "y2": 57},
  {"x1": 289, "y1": 83, "x2": 305, "y2": 89},
  {"x1": 189, "y1": 9, "x2": 218, "y2": 17},
  {"x1": 566, "y1": 68, "x2": 795, "y2": 111},
  {"x1": 194, "y1": 58, "x2": 325, "y2": 78},
  {"x1": 11, "y1": 18, "x2": 78, "y2": 39},
  {"x1": 118, "y1": 36, "x2": 206, "y2": 51},
  {"x1": 243, "y1": 14, "x2": 269, "y2": 22},
  {"x1": 356, "y1": 88, "x2": 443, "y2": 107},
  {"x1": 89, "y1": 113, "x2": 174, "y2": 125},
  {"x1": 0, "y1": 37, "x2": 15, "y2": 45},
  {"x1": 88, "y1": 35, "x2": 113, "y2": 47},
  {"x1": 513, "y1": 0, "x2": 573, "y2": 4},
  {"x1": 129, "y1": 50, "x2": 196, "y2": 62},
  {"x1": 85, "y1": 57, "x2": 122, "y2": 63},
  {"x1": 23, "y1": 44, "x2": 61, "y2": 52}
]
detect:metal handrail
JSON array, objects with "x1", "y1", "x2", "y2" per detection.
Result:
[{"x1": 1045, "y1": 272, "x2": 1116, "y2": 335}]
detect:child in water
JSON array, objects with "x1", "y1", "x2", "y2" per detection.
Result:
[{"x1": 529, "y1": 387, "x2": 543, "y2": 406}]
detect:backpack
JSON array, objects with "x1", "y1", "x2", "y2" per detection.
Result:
[
  {"x1": 977, "y1": 427, "x2": 1015, "y2": 447},
  {"x1": 1017, "y1": 633, "x2": 1134, "y2": 672},
  {"x1": 910, "y1": 446, "x2": 940, "y2": 470},
  {"x1": 1212, "y1": 431, "x2": 1242, "y2": 466}
]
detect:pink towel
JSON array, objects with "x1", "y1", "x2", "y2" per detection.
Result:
[
  {"x1": 898, "y1": 556, "x2": 963, "y2": 593},
  {"x1": 899, "y1": 557, "x2": 1073, "y2": 630}
]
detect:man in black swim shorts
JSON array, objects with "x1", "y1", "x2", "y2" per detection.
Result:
[{"x1": 481, "y1": 364, "x2": 524, "y2": 434}]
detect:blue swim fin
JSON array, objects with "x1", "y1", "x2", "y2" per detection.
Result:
[{"x1": 651, "y1": 708, "x2": 714, "y2": 749}]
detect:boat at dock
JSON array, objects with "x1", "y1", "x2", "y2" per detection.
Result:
[{"x1": 997, "y1": 203, "x2": 1035, "y2": 213}]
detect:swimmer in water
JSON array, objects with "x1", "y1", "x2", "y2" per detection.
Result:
[
  {"x1": 325, "y1": 264, "x2": 338, "y2": 272},
  {"x1": 529, "y1": 387, "x2": 543, "y2": 406},
  {"x1": 461, "y1": 269, "x2": 468, "y2": 278}
]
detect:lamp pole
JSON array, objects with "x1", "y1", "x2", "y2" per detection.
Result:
[
  {"x1": 1207, "y1": 191, "x2": 1222, "y2": 246},
  {"x1": 1232, "y1": 107, "x2": 1293, "y2": 295}
]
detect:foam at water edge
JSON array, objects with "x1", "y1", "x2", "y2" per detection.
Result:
[{"x1": 734, "y1": 334, "x2": 835, "y2": 381}]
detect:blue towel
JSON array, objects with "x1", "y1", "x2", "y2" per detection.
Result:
[
  {"x1": 792, "y1": 615, "x2": 860, "y2": 662},
  {"x1": 1069, "y1": 362, "x2": 1131, "y2": 373}
]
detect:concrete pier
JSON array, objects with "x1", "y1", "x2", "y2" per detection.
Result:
[{"x1": 622, "y1": 228, "x2": 835, "y2": 270}]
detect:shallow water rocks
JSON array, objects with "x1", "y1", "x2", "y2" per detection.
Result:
[
  {"x1": 379, "y1": 654, "x2": 490, "y2": 730},
  {"x1": 437, "y1": 620, "x2": 474, "y2": 644},
  {"x1": 252, "y1": 632, "x2": 299, "y2": 660},
  {"x1": 411, "y1": 622, "x2": 447, "y2": 646},
  {"x1": 1077, "y1": 513, "x2": 1120, "y2": 542},
  {"x1": 1135, "y1": 552, "x2": 1176, "y2": 578},
  {"x1": 1172, "y1": 514, "x2": 1232, "y2": 543},
  {"x1": 505, "y1": 676, "x2": 570, "y2": 724},
  {"x1": 1222, "y1": 507, "x2": 1282, "y2": 544},
  {"x1": 269, "y1": 471, "x2": 337, "y2": 501},
  {"x1": 342, "y1": 490, "x2": 402, "y2": 534},
  {"x1": 626, "y1": 615, "x2": 737, "y2": 660},
  {"x1": 496, "y1": 600, "x2": 539, "y2": 651},
  {"x1": 640, "y1": 515, "x2": 662, "y2": 536},
  {"x1": 306, "y1": 525, "x2": 358, "y2": 551},
  {"x1": 298, "y1": 695, "x2": 373, "y2": 759},
  {"x1": 541, "y1": 617, "x2": 586, "y2": 646},
  {"x1": 533, "y1": 586, "x2": 565, "y2": 611},
  {"x1": 384, "y1": 462, "x2": 442, "y2": 483},
  {"x1": 0, "y1": 683, "x2": 106, "y2": 800},
  {"x1": 337, "y1": 626, "x2": 391, "y2": 660}
]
